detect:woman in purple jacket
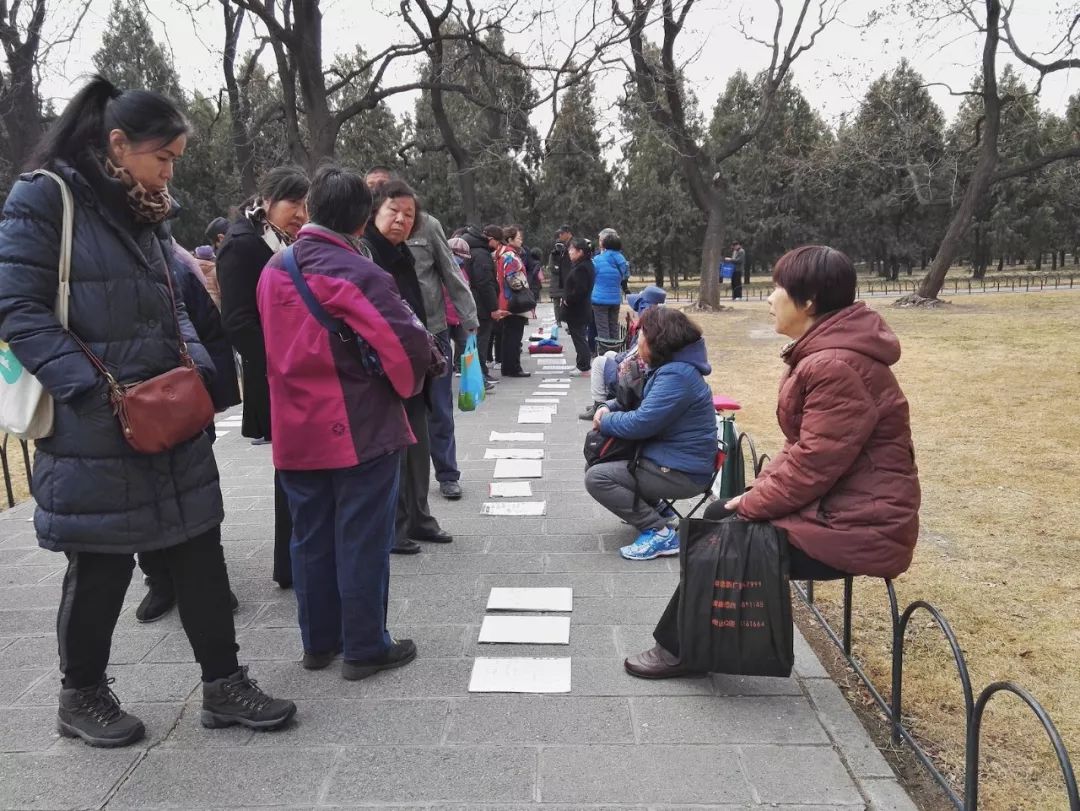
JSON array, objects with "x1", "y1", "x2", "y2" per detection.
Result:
[{"x1": 257, "y1": 167, "x2": 432, "y2": 680}]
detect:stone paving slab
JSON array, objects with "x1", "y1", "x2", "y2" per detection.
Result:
[{"x1": 0, "y1": 305, "x2": 914, "y2": 809}]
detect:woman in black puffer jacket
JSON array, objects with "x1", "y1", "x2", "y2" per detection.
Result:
[{"x1": 0, "y1": 76, "x2": 294, "y2": 749}]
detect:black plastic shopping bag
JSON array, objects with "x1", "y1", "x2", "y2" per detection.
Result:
[{"x1": 677, "y1": 517, "x2": 794, "y2": 676}]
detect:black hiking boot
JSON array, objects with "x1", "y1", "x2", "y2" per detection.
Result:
[
  {"x1": 135, "y1": 579, "x2": 175, "y2": 623},
  {"x1": 57, "y1": 678, "x2": 145, "y2": 748},
  {"x1": 201, "y1": 667, "x2": 296, "y2": 730}
]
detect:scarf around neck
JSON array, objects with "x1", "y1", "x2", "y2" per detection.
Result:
[
  {"x1": 244, "y1": 198, "x2": 296, "y2": 251},
  {"x1": 103, "y1": 157, "x2": 174, "y2": 225}
]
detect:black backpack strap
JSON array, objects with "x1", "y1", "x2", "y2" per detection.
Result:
[{"x1": 281, "y1": 245, "x2": 355, "y2": 345}]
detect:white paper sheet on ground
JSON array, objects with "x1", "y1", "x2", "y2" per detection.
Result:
[
  {"x1": 484, "y1": 448, "x2": 544, "y2": 459},
  {"x1": 538, "y1": 383, "x2": 571, "y2": 389},
  {"x1": 493, "y1": 458, "x2": 543, "y2": 478},
  {"x1": 537, "y1": 371, "x2": 567, "y2": 376},
  {"x1": 216, "y1": 419, "x2": 242, "y2": 426},
  {"x1": 217, "y1": 430, "x2": 231, "y2": 436},
  {"x1": 490, "y1": 432, "x2": 544, "y2": 442},
  {"x1": 547, "y1": 378, "x2": 573, "y2": 383},
  {"x1": 488, "y1": 481, "x2": 533, "y2": 498},
  {"x1": 535, "y1": 357, "x2": 566, "y2": 363},
  {"x1": 478, "y1": 615, "x2": 569, "y2": 644},
  {"x1": 480, "y1": 501, "x2": 547, "y2": 517},
  {"x1": 530, "y1": 391, "x2": 567, "y2": 397},
  {"x1": 487, "y1": 587, "x2": 573, "y2": 612},
  {"x1": 469, "y1": 657, "x2": 571, "y2": 693},
  {"x1": 525, "y1": 398, "x2": 560, "y2": 405},
  {"x1": 517, "y1": 409, "x2": 553, "y2": 424}
]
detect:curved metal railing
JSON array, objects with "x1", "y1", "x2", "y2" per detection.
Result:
[{"x1": 734, "y1": 430, "x2": 1078, "y2": 810}]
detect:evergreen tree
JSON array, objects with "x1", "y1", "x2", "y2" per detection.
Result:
[
  {"x1": 331, "y1": 48, "x2": 407, "y2": 173},
  {"x1": 829, "y1": 61, "x2": 948, "y2": 277},
  {"x1": 92, "y1": 0, "x2": 183, "y2": 99},
  {"x1": 409, "y1": 27, "x2": 540, "y2": 229},
  {"x1": 534, "y1": 76, "x2": 613, "y2": 250},
  {"x1": 616, "y1": 83, "x2": 704, "y2": 288},
  {"x1": 708, "y1": 71, "x2": 831, "y2": 272}
]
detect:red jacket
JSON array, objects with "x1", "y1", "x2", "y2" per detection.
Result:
[{"x1": 738, "y1": 302, "x2": 920, "y2": 578}]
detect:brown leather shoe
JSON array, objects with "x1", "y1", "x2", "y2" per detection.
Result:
[{"x1": 624, "y1": 644, "x2": 705, "y2": 680}]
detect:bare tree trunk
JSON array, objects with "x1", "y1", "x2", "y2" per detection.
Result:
[
  {"x1": 907, "y1": 0, "x2": 1002, "y2": 304},
  {"x1": 221, "y1": 3, "x2": 257, "y2": 196},
  {"x1": 697, "y1": 205, "x2": 723, "y2": 309},
  {"x1": 1052, "y1": 250, "x2": 1058, "y2": 270},
  {"x1": 0, "y1": 0, "x2": 47, "y2": 172}
]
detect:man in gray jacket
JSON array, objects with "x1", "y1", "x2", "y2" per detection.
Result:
[{"x1": 366, "y1": 167, "x2": 479, "y2": 504}]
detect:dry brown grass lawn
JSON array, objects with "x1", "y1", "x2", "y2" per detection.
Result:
[{"x1": 697, "y1": 290, "x2": 1080, "y2": 810}]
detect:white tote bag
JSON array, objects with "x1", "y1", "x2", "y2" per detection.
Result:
[{"x1": 0, "y1": 170, "x2": 73, "y2": 440}]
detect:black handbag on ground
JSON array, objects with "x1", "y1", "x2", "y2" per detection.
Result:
[{"x1": 677, "y1": 517, "x2": 794, "y2": 676}]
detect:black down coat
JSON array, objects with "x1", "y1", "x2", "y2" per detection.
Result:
[
  {"x1": 216, "y1": 215, "x2": 273, "y2": 440},
  {"x1": 0, "y1": 158, "x2": 223, "y2": 554}
]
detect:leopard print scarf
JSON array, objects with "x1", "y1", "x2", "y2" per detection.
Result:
[{"x1": 102, "y1": 157, "x2": 174, "y2": 225}]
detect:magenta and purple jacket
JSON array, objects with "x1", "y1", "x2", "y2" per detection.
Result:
[{"x1": 256, "y1": 224, "x2": 431, "y2": 471}]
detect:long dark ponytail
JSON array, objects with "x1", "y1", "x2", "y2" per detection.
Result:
[{"x1": 27, "y1": 75, "x2": 189, "y2": 170}]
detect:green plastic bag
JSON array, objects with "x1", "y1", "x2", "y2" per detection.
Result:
[{"x1": 457, "y1": 334, "x2": 485, "y2": 412}]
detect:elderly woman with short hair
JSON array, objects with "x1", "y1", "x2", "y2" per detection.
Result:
[
  {"x1": 625, "y1": 245, "x2": 921, "y2": 679},
  {"x1": 258, "y1": 166, "x2": 432, "y2": 680}
]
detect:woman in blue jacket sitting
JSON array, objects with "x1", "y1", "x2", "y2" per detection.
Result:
[
  {"x1": 590, "y1": 229, "x2": 630, "y2": 344},
  {"x1": 585, "y1": 307, "x2": 717, "y2": 561}
]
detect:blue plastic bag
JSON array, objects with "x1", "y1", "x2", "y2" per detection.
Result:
[
  {"x1": 720, "y1": 261, "x2": 735, "y2": 281},
  {"x1": 457, "y1": 334, "x2": 485, "y2": 412},
  {"x1": 550, "y1": 323, "x2": 560, "y2": 341}
]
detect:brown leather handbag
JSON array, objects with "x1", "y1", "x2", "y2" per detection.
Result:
[{"x1": 71, "y1": 263, "x2": 215, "y2": 454}]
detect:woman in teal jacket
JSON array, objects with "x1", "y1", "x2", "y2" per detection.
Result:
[
  {"x1": 591, "y1": 230, "x2": 629, "y2": 342},
  {"x1": 584, "y1": 307, "x2": 717, "y2": 561}
]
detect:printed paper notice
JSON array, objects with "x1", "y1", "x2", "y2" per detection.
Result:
[
  {"x1": 493, "y1": 459, "x2": 543, "y2": 478},
  {"x1": 484, "y1": 448, "x2": 544, "y2": 459},
  {"x1": 488, "y1": 481, "x2": 533, "y2": 498},
  {"x1": 468, "y1": 657, "x2": 572, "y2": 693},
  {"x1": 487, "y1": 587, "x2": 573, "y2": 612},
  {"x1": 480, "y1": 501, "x2": 547, "y2": 516},
  {"x1": 490, "y1": 432, "x2": 544, "y2": 442},
  {"x1": 478, "y1": 615, "x2": 570, "y2": 644}
]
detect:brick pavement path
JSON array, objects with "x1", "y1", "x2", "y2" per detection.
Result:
[{"x1": 0, "y1": 308, "x2": 916, "y2": 810}]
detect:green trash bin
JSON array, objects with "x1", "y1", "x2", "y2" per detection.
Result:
[{"x1": 717, "y1": 414, "x2": 745, "y2": 500}]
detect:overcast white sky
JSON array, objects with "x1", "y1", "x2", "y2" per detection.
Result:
[{"x1": 36, "y1": 0, "x2": 1076, "y2": 159}]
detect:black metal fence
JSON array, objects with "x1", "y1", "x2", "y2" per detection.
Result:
[
  {"x1": 0, "y1": 434, "x2": 31, "y2": 509},
  {"x1": 637, "y1": 272, "x2": 1079, "y2": 302},
  {"x1": 735, "y1": 431, "x2": 1079, "y2": 810}
]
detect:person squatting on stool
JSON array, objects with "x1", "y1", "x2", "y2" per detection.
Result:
[{"x1": 625, "y1": 245, "x2": 921, "y2": 679}]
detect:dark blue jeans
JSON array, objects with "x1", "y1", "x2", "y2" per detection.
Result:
[
  {"x1": 278, "y1": 450, "x2": 402, "y2": 662},
  {"x1": 427, "y1": 330, "x2": 459, "y2": 483}
]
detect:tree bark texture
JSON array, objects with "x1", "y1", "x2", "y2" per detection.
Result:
[{"x1": 914, "y1": 0, "x2": 1002, "y2": 301}]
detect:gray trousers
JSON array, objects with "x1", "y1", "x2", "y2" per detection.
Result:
[
  {"x1": 585, "y1": 458, "x2": 708, "y2": 532},
  {"x1": 397, "y1": 394, "x2": 442, "y2": 543},
  {"x1": 592, "y1": 304, "x2": 621, "y2": 341}
]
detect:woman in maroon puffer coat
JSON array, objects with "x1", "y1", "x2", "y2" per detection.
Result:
[{"x1": 626, "y1": 244, "x2": 921, "y2": 679}]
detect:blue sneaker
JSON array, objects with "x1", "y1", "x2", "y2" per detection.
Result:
[{"x1": 620, "y1": 527, "x2": 679, "y2": 561}]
